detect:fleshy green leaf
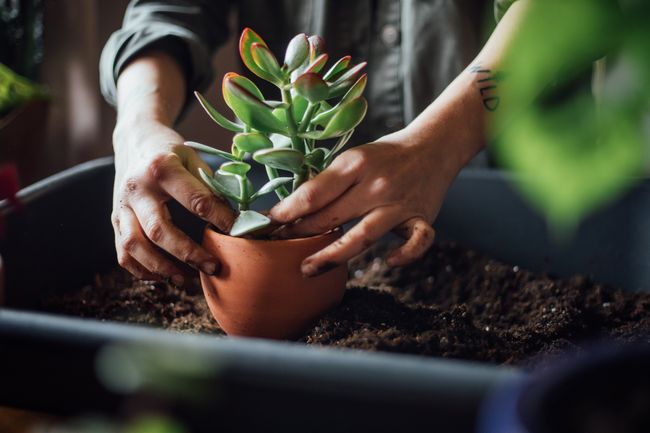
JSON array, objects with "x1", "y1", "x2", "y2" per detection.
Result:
[
  {"x1": 312, "y1": 74, "x2": 367, "y2": 126},
  {"x1": 340, "y1": 74, "x2": 367, "y2": 104},
  {"x1": 265, "y1": 100, "x2": 290, "y2": 109},
  {"x1": 304, "y1": 53, "x2": 329, "y2": 74},
  {"x1": 219, "y1": 161, "x2": 251, "y2": 176},
  {"x1": 284, "y1": 33, "x2": 309, "y2": 72},
  {"x1": 324, "y1": 129, "x2": 354, "y2": 165},
  {"x1": 184, "y1": 141, "x2": 241, "y2": 161},
  {"x1": 294, "y1": 72, "x2": 329, "y2": 102},
  {"x1": 199, "y1": 168, "x2": 241, "y2": 202},
  {"x1": 305, "y1": 148, "x2": 327, "y2": 170},
  {"x1": 251, "y1": 177, "x2": 294, "y2": 199},
  {"x1": 222, "y1": 74, "x2": 288, "y2": 134},
  {"x1": 269, "y1": 133, "x2": 293, "y2": 148},
  {"x1": 239, "y1": 28, "x2": 277, "y2": 83},
  {"x1": 194, "y1": 92, "x2": 244, "y2": 133},
  {"x1": 323, "y1": 56, "x2": 352, "y2": 81},
  {"x1": 301, "y1": 97, "x2": 367, "y2": 139},
  {"x1": 308, "y1": 35, "x2": 325, "y2": 62},
  {"x1": 328, "y1": 62, "x2": 367, "y2": 98},
  {"x1": 251, "y1": 43, "x2": 284, "y2": 83},
  {"x1": 272, "y1": 93, "x2": 309, "y2": 125},
  {"x1": 233, "y1": 132, "x2": 273, "y2": 153},
  {"x1": 253, "y1": 148, "x2": 305, "y2": 174},
  {"x1": 230, "y1": 210, "x2": 271, "y2": 237},
  {"x1": 224, "y1": 72, "x2": 265, "y2": 101}
]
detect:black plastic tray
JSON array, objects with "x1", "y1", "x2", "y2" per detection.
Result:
[{"x1": 1, "y1": 157, "x2": 648, "y2": 432}]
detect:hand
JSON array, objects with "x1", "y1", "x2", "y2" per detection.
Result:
[
  {"x1": 112, "y1": 119, "x2": 235, "y2": 285},
  {"x1": 270, "y1": 127, "x2": 462, "y2": 277}
]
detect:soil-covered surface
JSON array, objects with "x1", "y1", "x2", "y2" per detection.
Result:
[{"x1": 39, "y1": 241, "x2": 650, "y2": 366}]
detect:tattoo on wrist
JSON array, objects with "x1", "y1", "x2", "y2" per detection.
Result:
[{"x1": 469, "y1": 64, "x2": 505, "y2": 112}]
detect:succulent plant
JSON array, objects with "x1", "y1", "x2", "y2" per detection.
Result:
[{"x1": 186, "y1": 28, "x2": 367, "y2": 237}]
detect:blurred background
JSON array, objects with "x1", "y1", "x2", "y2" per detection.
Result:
[{"x1": 0, "y1": 0, "x2": 236, "y2": 186}]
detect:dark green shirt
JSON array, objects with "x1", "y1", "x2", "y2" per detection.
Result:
[{"x1": 100, "y1": 0, "x2": 514, "y2": 150}]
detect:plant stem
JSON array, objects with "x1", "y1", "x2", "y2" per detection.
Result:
[
  {"x1": 298, "y1": 102, "x2": 319, "y2": 133},
  {"x1": 292, "y1": 168, "x2": 308, "y2": 192},
  {"x1": 265, "y1": 165, "x2": 290, "y2": 199},
  {"x1": 238, "y1": 176, "x2": 250, "y2": 211},
  {"x1": 281, "y1": 88, "x2": 305, "y2": 153}
]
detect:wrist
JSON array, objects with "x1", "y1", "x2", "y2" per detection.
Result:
[{"x1": 400, "y1": 70, "x2": 488, "y2": 174}]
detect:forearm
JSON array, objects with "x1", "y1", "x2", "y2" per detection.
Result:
[
  {"x1": 115, "y1": 51, "x2": 187, "y2": 139},
  {"x1": 403, "y1": 0, "x2": 532, "y2": 171}
]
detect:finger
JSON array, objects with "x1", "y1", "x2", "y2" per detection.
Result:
[
  {"x1": 269, "y1": 156, "x2": 359, "y2": 223},
  {"x1": 113, "y1": 210, "x2": 159, "y2": 280},
  {"x1": 129, "y1": 194, "x2": 220, "y2": 275},
  {"x1": 116, "y1": 206, "x2": 187, "y2": 285},
  {"x1": 277, "y1": 185, "x2": 365, "y2": 238},
  {"x1": 116, "y1": 251, "x2": 161, "y2": 281},
  {"x1": 149, "y1": 153, "x2": 235, "y2": 231},
  {"x1": 385, "y1": 217, "x2": 436, "y2": 267},
  {"x1": 301, "y1": 206, "x2": 402, "y2": 277}
]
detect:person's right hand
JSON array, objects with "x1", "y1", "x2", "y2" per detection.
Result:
[{"x1": 111, "y1": 119, "x2": 235, "y2": 286}]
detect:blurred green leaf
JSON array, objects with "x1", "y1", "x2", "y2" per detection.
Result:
[
  {"x1": 0, "y1": 63, "x2": 48, "y2": 117},
  {"x1": 492, "y1": 0, "x2": 646, "y2": 230},
  {"x1": 124, "y1": 415, "x2": 188, "y2": 433}
]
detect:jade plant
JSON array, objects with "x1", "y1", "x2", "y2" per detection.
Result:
[{"x1": 186, "y1": 28, "x2": 367, "y2": 237}]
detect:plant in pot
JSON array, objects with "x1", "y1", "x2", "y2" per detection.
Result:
[{"x1": 185, "y1": 28, "x2": 368, "y2": 339}]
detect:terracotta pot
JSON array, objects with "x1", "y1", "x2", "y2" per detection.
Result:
[{"x1": 200, "y1": 227, "x2": 347, "y2": 339}]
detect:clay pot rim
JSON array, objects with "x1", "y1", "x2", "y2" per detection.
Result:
[{"x1": 204, "y1": 225, "x2": 341, "y2": 245}]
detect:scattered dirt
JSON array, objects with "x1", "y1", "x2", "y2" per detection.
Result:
[{"x1": 39, "y1": 241, "x2": 650, "y2": 366}]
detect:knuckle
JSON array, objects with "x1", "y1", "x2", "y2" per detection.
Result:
[
  {"x1": 117, "y1": 255, "x2": 130, "y2": 268},
  {"x1": 370, "y1": 176, "x2": 390, "y2": 196},
  {"x1": 144, "y1": 219, "x2": 165, "y2": 243},
  {"x1": 147, "y1": 153, "x2": 178, "y2": 181},
  {"x1": 346, "y1": 150, "x2": 369, "y2": 173},
  {"x1": 121, "y1": 235, "x2": 139, "y2": 254},
  {"x1": 189, "y1": 193, "x2": 214, "y2": 219},
  {"x1": 123, "y1": 177, "x2": 139, "y2": 195},
  {"x1": 298, "y1": 187, "x2": 318, "y2": 209},
  {"x1": 111, "y1": 211, "x2": 120, "y2": 227},
  {"x1": 355, "y1": 223, "x2": 376, "y2": 244}
]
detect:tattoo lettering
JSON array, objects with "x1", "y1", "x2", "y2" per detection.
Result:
[{"x1": 469, "y1": 65, "x2": 504, "y2": 112}]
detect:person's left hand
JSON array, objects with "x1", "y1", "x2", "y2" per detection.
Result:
[{"x1": 269, "y1": 127, "x2": 462, "y2": 277}]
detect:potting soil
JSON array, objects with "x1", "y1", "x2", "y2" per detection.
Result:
[{"x1": 39, "y1": 241, "x2": 650, "y2": 366}]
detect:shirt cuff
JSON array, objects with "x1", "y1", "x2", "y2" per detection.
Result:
[{"x1": 99, "y1": 22, "x2": 213, "y2": 113}]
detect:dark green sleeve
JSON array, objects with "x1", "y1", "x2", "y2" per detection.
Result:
[
  {"x1": 494, "y1": 0, "x2": 518, "y2": 22},
  {"x1": 99, "y1": 0, "x2": 233, "y2": 108}
]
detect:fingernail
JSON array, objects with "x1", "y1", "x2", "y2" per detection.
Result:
[
  {"x1": 201, "y1": 261, "x2": 217, "y2": 275},
  {"x1": 301, "y1": 262, "x2": 317, "y2": 278},
  {"x1": 172, "y1": 274, "x2": 185, "y2": 286}
]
